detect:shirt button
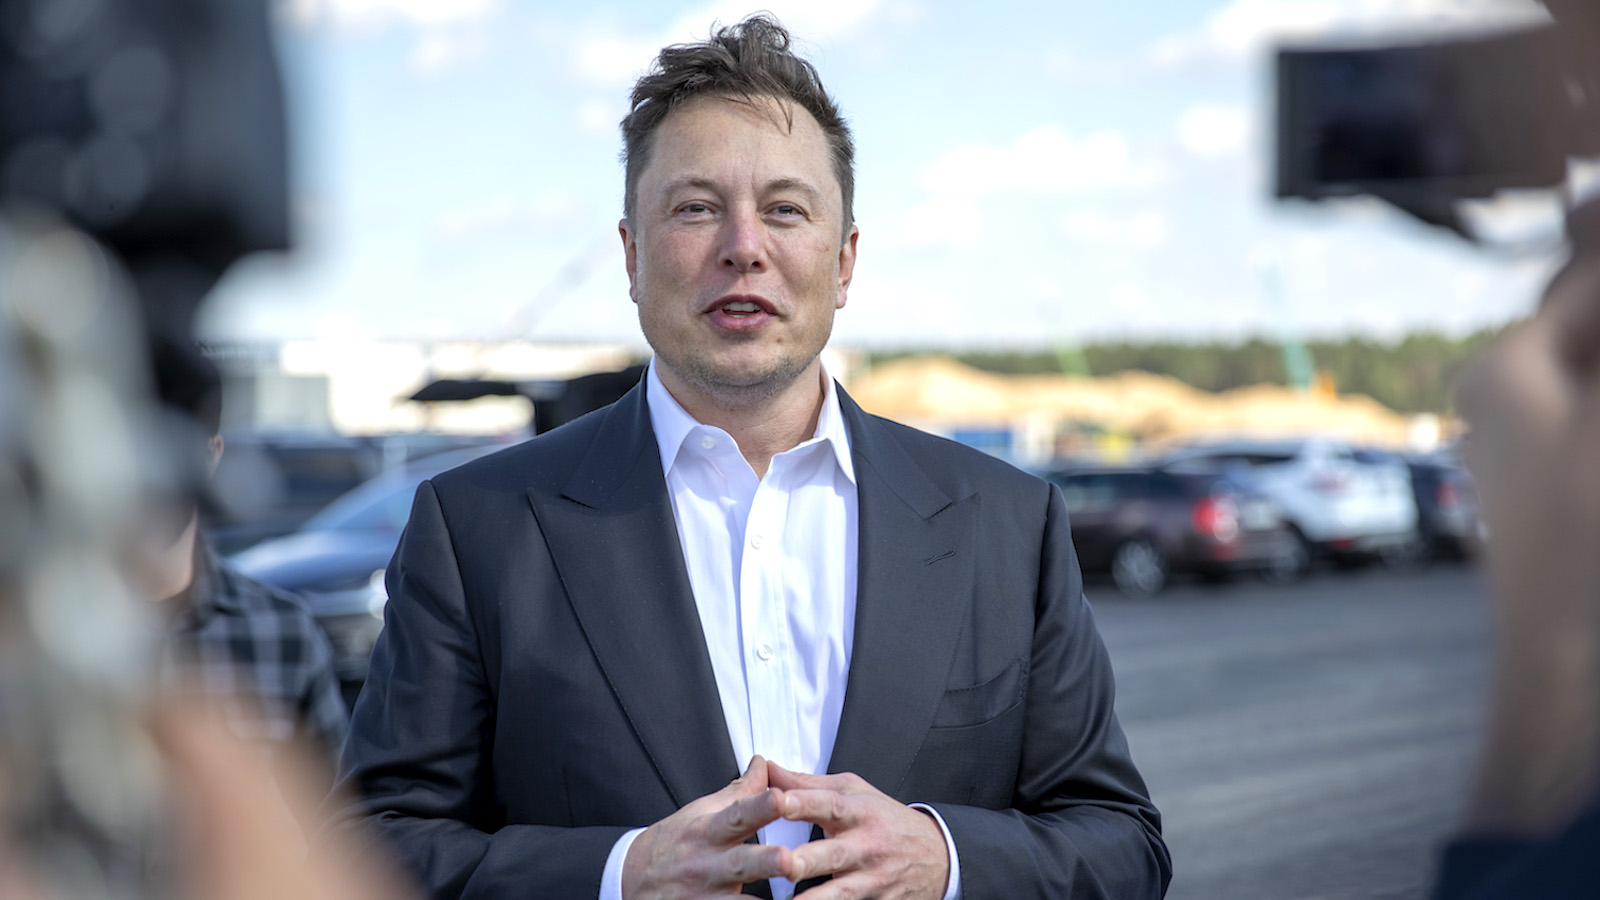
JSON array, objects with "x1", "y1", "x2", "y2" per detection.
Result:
[
  {"x1": 700, "y1": 435, "x2": 716, "y2": 450},
  {"x1": 750, "y1": 534, "x2": 764, "y2": 549},
  {"x1": 756, "y1": 643, "x2": 774, "y2": 661}
]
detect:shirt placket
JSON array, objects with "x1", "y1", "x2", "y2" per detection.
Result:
[
  {"x1": 743, "y1": 456, "x2": 808, "y2": 897},
  {"x1": 742, "y1": 460, "x2": 800, "y2": 770}
]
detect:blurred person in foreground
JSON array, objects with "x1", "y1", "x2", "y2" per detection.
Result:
[
  {"x1": 143, "y1": 339, "x2": 349, "y2": 780},
  {"x1": 0, "y1": 704, "x2": 408, "y2": 900},
  {"x1": 1436, "y1": 205, "x2": 1600, "y2": 898},
  {"x1": 0, "y1": 0, "x2": 392, "y2": 895},
  {"x1": 327, "y1": 14, "x2": 1168, "y2": 900}
]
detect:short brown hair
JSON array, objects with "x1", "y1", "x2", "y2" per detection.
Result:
[{"x1": 620, "y1": 15, "x2": 855, "y2": 237}]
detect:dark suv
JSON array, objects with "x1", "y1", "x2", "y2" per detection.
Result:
[{"x1": 1042, "y1": 466, "x2": 1297, "y2": 595}]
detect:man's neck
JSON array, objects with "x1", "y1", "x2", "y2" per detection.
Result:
[
  {"x1": 662, "y1": 363, "x2": 827, "y2": 478},
  {"x1": 148, "y1": 513, "x2": 200, "y2": 610}
]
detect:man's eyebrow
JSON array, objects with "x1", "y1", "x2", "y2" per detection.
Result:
[
  {"x1": 657, "y1": 176, "x2": 823, "y2": 200},
  {"x1": 764, "y1": 177, "x2": 823, "y2": 199},
  {"x1": 660, "y1": 176, "x2": 718, "y2": 194}
]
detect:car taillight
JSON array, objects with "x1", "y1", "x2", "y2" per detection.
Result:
[
  {"x1": 1193, "y1": 496, "x2": 1239, "y2": 542},
  {"x1": 1436, "y1": 481, "x2": 1458, "y2": 509}
]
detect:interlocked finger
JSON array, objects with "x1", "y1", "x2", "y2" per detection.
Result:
[
  {"x1": 704, "y1": 787, "x2": 786, "y2": 844},
  {"x1": 781, "y1": 787, "x2": 861, "y2": 833},
  {"x1": 711, "y1": 843, "x2": 790, "y2": 887},
  {"x1": 788, "y1": 836, "x2": 863, "y2": 883}
]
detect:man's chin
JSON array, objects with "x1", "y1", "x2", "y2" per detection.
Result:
[{"x1": 667, "y1": 355, "x2": 819, "y2": 402}]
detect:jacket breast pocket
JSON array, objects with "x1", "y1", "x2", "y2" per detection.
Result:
[{"x1": 930, "y1": 656, "x2": 1027, "y2": 729}]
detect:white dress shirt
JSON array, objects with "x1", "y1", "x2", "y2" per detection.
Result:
[{"x1": 598, "y1": 361, "x2": 960, "y2": 900}]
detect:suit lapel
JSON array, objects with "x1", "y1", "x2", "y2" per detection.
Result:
[
  {"x1": 528, "y1": 385, "x2": 741, "y2": 809},
  {"x1": 827, "y1": 390, "x2": 979, "y2": 794}
]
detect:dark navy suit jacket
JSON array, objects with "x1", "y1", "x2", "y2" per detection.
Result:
[{"x1": 327, "y1": 382, "x2": 1171, "y2": 899}]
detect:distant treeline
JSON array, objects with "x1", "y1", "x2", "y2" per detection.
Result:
[{"x1": 867, "y1": 329, "x2": 1507, "y2": 414}]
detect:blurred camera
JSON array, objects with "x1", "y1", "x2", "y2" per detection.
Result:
[{"x1": 1275, "y1": 1, "x2": 1600, "y2": 238}]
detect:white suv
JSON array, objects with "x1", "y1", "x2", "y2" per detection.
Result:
[{"x1": 1160, "y1": 438, "x2": 1418, "y2": 575}]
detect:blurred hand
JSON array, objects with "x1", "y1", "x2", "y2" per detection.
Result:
[
  {"x1": 1457, "y1": 254, "x2": 1600, "y2": 633},
  {"x1": 153, "y1": 702, "x2": 415, "y2": 900},
  {"x1": 766, "y1": 763, "x2": 949, "y2": 900},
  {"x1": 622, "y1": 755, "x2": 792, "y2": 898},
  {"x1": 1455, "y1": 253, "x2": 1600, "y2": 832}
]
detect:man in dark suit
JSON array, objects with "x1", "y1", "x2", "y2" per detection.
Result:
[{"x1": 329, "y1": 15, "x2": 1169, "y2": 900}]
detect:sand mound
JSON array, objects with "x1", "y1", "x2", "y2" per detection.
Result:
[{"x1": 845, "y1": 355, "x2": 1416, "y2": 445}]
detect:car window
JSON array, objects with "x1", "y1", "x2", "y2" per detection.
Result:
[
  {"x1": 304, "y1": 475, "x2": 416, "y2": 534},
  {"x1": 1101, "y1": 473, "x2": 1152, "y2": 500},
  {"x1": 303, "y1": 445, "x2": 503, "y2": 535},
  {"x1": 1179, "y1": 452, "x2": 1292, "y2": 468},
  {"x1": 1058, "y1": 474, "x2": 1117, "y2": 512},
  {"x1": 268, "y1": 445, "x2": 378, "y2": 505},
  {"x1": 1147, "y1": 473, "x2": 1187, "y2": 499}
]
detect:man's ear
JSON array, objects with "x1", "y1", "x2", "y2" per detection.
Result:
[
  {"x1": 619, "y1": 218, "x2": 639, "y2": 303},
  {"x1": 206, "y1": 435, "x2": 224, "y2": 476},
  {"x1": 835, "y1": 224, "x2": 859, "y2": 310}
]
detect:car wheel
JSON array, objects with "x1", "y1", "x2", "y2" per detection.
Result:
[
  {"x1": 1112, "y1": 538, "x2": 1168, "y2": 596},
  {"x1": 1262, "y1": 528, "x2": 1312, "y2": 583}
]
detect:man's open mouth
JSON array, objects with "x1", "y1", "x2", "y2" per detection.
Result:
[{"x1": 707, "y1": 296, "x2": 776, "y2": 323}]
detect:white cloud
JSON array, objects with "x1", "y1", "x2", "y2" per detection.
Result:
[
  {"x1": 883, "y1": 128, "x2": 1161, "y2": 249},
  {"x1": 569, "y1": 0, "x2": 888, "y2": 88},
  {"x1": 287, "y1": 0, "x2": 504, "y2": 32},
  {"x1": 1059, "y1": 209, "x2": 1170, "y2": 247},
  {"x1": 433, "y1": 194, "x2": 585, "y2": 243},
  {"x1": 1177, "y1": 104, "x2": 1252, "y2": 159},
  {"x1": 575, "y1": 36, "x2": 664, "y2": 88},
  {"x1": 1111, "y1": 282, "x2": 1153, "y2": 314},
  {"x1": 887, "y1": 196, "x2": 985, "y2": 248},
  {"x1": 282, "y1": 0, "x2": 506, "y2": 75},
  {"x1": 663, "y1": 0, "x2": 885, "y2": 43},
  {"x1": 1146, "y1": 0, "x2": 1549, "y2": 69},
  {"x1": 1040, "y1": 47, "x2": 1134, "y2": 88},
  {"x1": 577, "y1": 99, "x2": 623, "y2": 136},
  {"x1": 1148, "y1": 0, "x2": 1339, "y2": 67},
  {"x1": 919, "y1": 128, "x2": 1148, "y2": 199},
  {"x1": 412, "y1": 29, "x2": 492, "y2": 74}
]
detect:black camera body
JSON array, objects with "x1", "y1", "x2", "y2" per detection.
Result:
[
  {"x1": 0, "y1": 0, "x2": 289, "y2": 337},
  {"x1": 1275, "y1": 1, "x2": 1600, "y2": 239}
]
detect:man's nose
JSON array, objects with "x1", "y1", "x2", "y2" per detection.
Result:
[{"x1": 720, "y1": 207, "x2": 765, "y2": 272}]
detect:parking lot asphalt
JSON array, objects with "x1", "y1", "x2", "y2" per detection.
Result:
[{"x1": 1092, "y1": 563, "x2": 1493, "y2": 900}]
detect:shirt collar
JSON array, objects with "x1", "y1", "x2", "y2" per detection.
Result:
[
  {"x1": 170, "y1": 536, "x2": 238, "y2": 630},
  {"x1": 645, "y1": 359, "x2": 856, "y2": 484}
]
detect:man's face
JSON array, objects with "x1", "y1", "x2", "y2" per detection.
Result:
[{"x1": 621, "y1": 95, "x2": 858, "y2": 408}]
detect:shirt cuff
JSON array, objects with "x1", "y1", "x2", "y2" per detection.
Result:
[
  {"x1": 910, "y1": 803, "x2": 962, "y2": 900},
  {"x1": 599, "y1": 827, "x2": 646, "y2": 900}
]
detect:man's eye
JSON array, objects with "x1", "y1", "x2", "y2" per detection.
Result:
[
  {"x1": 771, "y1": 204, "x2": 803, "y2": 217},
  {"x1": 679, "y1": 202, "x2": 712, "y2": 215}
]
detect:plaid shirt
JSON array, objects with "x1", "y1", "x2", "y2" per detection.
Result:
[{"x1": 160, "y1": 539, "x2": 350, "y2": 764}]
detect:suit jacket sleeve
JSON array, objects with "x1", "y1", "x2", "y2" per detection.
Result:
[
  {"x1": 321, "y1": 479, "x2": 628, "y2": 899},
  {"x1": 928, "y1": 483, "x2": 1171, "y2": 898}
]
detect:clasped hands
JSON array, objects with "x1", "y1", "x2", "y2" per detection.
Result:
[{"x1": 621, "y1": 755, "x2": 950, "y2": 899}]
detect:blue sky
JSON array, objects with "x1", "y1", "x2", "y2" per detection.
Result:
[{"x1": 200, "y1": 0, "x2": 1562, "y2": 351}]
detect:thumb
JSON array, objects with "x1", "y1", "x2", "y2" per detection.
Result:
[
  {"x1": 763, "y1": 760, "x2": 813, "y2": 790},
  {"x1": 734, "y1": 754, "x2": 769, "y2": 793}
]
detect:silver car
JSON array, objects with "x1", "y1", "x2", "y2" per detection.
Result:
[{"x1": 1161, "y1": 437, "x2": 1419, "y2": 576}]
